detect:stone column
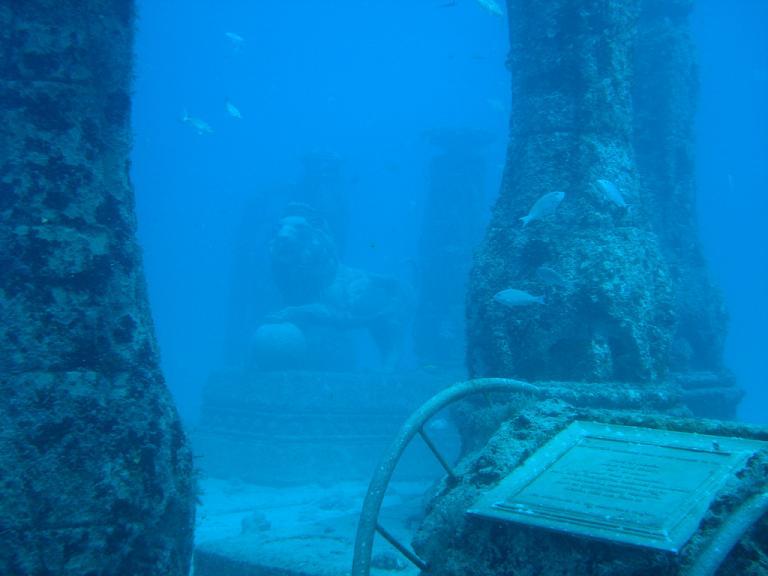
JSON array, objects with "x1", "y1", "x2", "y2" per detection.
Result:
[
  {"x1": 466, "y1": 0, "x2": 675, "y2": 383},
  {"x1": 0, "y1": 2, "x2": 195, "y2": 574},
  {"x1": 295, "y1": 152, "x2": 349, "y2": 257},
  {"x1": 413, "y1": 130, "x2": 489, "y2": 369},
  {"x1": 634, "y1": 0, "x2": 728, "y2": 374}
]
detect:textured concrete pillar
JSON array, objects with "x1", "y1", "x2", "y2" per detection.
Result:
[
  {"x1": 467, "y1": 0, "x2": 675, "y2": 383},
  {"x1": 0, "y1": 1, "x2": 195, "y2": 574},
  {"x1": 634, "y1": 0, "x2": 728, "y2": 373}
]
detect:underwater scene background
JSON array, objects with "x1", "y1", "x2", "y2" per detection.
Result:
[
  {"x1": 131, "y1": 0, "x2": 766, "y2": 424},
  {"x1": 1, "y1": 0, "x2": 767, "y2": 574}
]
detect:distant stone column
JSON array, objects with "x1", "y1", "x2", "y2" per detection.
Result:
[
  {"x1": 0, "y1": 2, "x2": 195, "y2": 574},
  {"x1": 634, "y1": 0, "x2": 728, "y2": 374},
  {"x1": 467, "y1": 0, "x2": 675, "y2": 383},
  {"x1": 413, "y1": 130, "x2": 489, "y2": 369},
  {"x1": 295, "y1": 152, "x2": 350, "y2": 257}
]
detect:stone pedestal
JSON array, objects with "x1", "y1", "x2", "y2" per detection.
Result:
[
  {"x1": 414, "y1": 393, "x2": 768, "y2": 575},
  {"x1": 193, "y1": 370, "x2": 460, "y2": 485}
]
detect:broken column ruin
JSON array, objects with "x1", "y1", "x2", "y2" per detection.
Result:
[{"x1": 0, "y1": 1, "x2": 195, "y2": 573}]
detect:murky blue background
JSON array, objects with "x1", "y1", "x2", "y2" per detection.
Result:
[{"x1": 130, "y1": 0, "x2": 766, "y2": 424}]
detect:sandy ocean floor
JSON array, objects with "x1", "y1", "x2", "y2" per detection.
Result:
[{"x1": 192, "y1": 476, "x2": 430, "y2": 576}]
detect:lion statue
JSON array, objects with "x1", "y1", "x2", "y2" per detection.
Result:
[{"x1": 252, "y1": 203, "x2": 410, "y2": 371}]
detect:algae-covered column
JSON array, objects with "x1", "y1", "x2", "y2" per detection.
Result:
[
  {"x1": 634, "y1": 0, "x2": 727, "y2": 375},
  {"x1": 0, "y1": 2, "x2": 195, "y2": 574},
  {"x1": 466, "y1": 0, "x2": 674, "y2": 382}
]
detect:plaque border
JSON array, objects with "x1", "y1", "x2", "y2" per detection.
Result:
[{"x1": 467, "y1": 421, "x2": 766, "y2": 552}]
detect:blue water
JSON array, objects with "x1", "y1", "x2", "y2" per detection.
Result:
[
  {"x1": 693, "y1": 1, "x2": 768, "y2": 423},
  {"x1": 131, "y1": 0, "x2": 766, "y2": 424}
]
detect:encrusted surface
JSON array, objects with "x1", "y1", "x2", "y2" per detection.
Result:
[
  {"x1": 0, "y1": 2, "x2": 195, "y2": 574},
  {"x1": 413, "y1": 400, "x2": 768, "y2": 576},
  {"x1": 467, "y1": 0, "x2": 675, "y2": 384}
]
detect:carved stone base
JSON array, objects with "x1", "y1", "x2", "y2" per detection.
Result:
[
  {"x1": 414, "y1": 400, "x2": 768, "y2": 576},
  {"x1": 193, "y1": 369, "x2": 461, "y2": 485}
]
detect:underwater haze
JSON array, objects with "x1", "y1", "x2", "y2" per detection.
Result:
[
  {"x1": 693, "y1": 0, "x2": 767, "y2": 424},
  {"x1": 130, "y1": 0, "x2": 766, "y2": 424}
]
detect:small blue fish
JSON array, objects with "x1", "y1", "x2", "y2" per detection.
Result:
[
  {"x1": 225, "y1": 31, "x2": 245, "y2": 51},
  {"x1": 493, "y1": 288, "x2": 545, "y2": 308},
  {"x1": 426, "y1": 418, "x2": 450, "y2": 432},
  {"x1": 181, "y1": 110, "x2": 213, "y2": 135},
  {"x1": 596, "y1": 179, "x2": 627, "y2": 208},
  {"x1": 536, "y1": 265, "x2": 568, "y2": 287},
  {"x1": 225, "y1": 99, "x2": 242, "y2": 119},
  {"x1": 475, "y1": 0, "x2": 504, "y2": 17},
  {"x1": 520, "y1": 191, "x2": 565, "y2": 227}
]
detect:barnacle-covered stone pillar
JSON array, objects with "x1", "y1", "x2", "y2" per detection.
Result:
[
  {"x1": 634, "y1": 1, "x2": 729, "y2": 380},
  {"x1": 0, "y1": 2, "x2": 195, "y2": 574},
  {"x1": 466, "y1": 0, "x2": 674, "y2": 383}
]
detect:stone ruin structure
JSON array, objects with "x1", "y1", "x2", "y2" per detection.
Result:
[
  {"x1": 406, "y1": 2, "x2": 766, "y2": 575},
  {"x1": 466, "y1": 0, "x2": 740, "y2": 419},
  {"x1": 224, "y1": 152, "x2": 350, "y2": 366},
  {"x1": 196, "y1": 205, "x2": 424, "y2": 486},
  {"x1": 0, "y1": 2, "x2": 195, "y2": 574}
]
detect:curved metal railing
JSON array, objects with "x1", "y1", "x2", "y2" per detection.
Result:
[
  {"x1": 351, "y1": 377, "x2": 542, "y2": 576},
  {"x1": 685, "y1": 488, "x2": 768, "y2": 576},
  {"x1": 351, "y1": 377, "x2": 768, "y2": 576}
]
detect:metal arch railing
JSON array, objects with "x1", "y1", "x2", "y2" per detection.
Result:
[
  {"x1": 351, "y1": 378, "x2": 543, "y2": 576},
  {"x1": 685, "y1": 488, "x2": 768, "y2": 576},
  {"x1": 351, "y1": 378, "x2": 768, "y2": 576}
]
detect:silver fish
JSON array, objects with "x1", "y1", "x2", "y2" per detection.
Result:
[
  {"x1": 520, "y1": 191, "x2": 565, "y2": 227},
  {"x1": 225, "y1": 100, "x2": 242, "y2": 119},
  {"x1": 426, "y1": 418, "x2": 450, "y2": 432},
  {"x1": 225, "y1": 31, "x2": 244, "y2": 45},
  {"x1": 181, "y1": 110, "x2": 213, "y2": 135},
  {"x1": 596, "y1": 179, "x2": 627, "y2": 208},
  {"x1": 493, "y1": 288, "x2": 545, "y2": 308},
  {"x1": 536, "y1": 266, "x2": 568, "y2": 287},
  {"x1": 475, "y1": 0, "x2": 504, "y2": 17}
]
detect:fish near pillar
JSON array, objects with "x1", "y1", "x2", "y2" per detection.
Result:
[
  {"x1": 0, "y1": 1, "x2": 195, "y2": 574},
  {"x1": 466, "y1": 0, "x2": 675, "y2": 383}
]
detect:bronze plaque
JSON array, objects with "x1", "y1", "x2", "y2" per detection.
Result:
[{"x1": 468, "y1": 421, "x2": 766, "y2": 552}]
